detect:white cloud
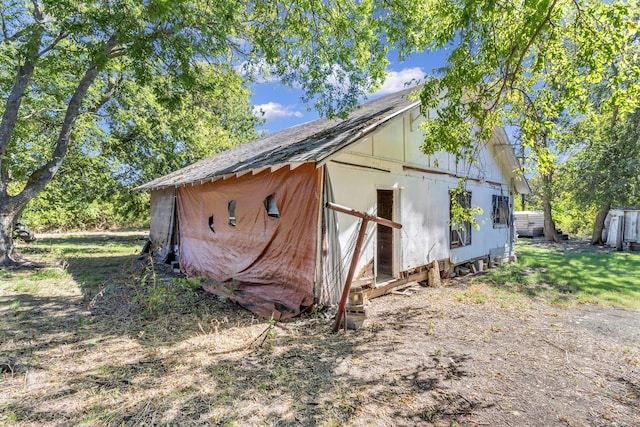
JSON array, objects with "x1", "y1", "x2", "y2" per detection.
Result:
[
  {"x1": 372, "y1": 67, "x2": 425, "y2": 96},
  {"x1": 253, "y1": 102, "x2": 304, "y2": 121}
]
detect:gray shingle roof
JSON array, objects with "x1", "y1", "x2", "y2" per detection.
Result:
[{"x1": 135, "y1": 87, "x2": 420, "y2": 191}]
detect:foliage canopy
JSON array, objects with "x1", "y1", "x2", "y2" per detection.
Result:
[
  {"x1": 2, "y1": 0, "x2": 639, "y2": 243},
  {"x1": 0, "y1": 0, "x2": 397, "y2": 246}
]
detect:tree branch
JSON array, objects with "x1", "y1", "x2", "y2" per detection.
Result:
[
  {"x1": 1, "y1": 18, "x2": 29, "y2": 44},
  {"x1": 38, "y1": 30, "x2": 71, "y2": 56},
  {"x1": 31, "y1": 0, "x2": 44, "y2": 23},
  {"x1": 14, "y1": 35, "x2": 120, "y2": 205},
  {"x1": 87, "y1": 74, "x2": 123, "y2": 115},
  {"x1": 106, "y1": 47, "x2": 128, "y2": 58},
  {"x1": 19, "y1": 108, "x2": 66, "y2": 120},
  {"x1": 490, "y1": 0, "x2": 559, "y2": 110},
  {"x1": 18, "y1": 63, "x2": 102, "y2": 205},
  {"x1": 0, "y1": 20, "x2": 44, "y2": 198}
]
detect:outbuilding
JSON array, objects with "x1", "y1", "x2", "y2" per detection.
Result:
[
  {"x1": 514, "y1": 210, "x2": 544, "y2": 238},
  {"x1": 603, "y1": 208, "x2": 640, "y2": 251},
  {"x1": 136, "y1": 87, "x2": 530, "y2": 319}
]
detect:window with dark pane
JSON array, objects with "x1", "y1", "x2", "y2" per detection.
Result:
[
  {"x1": 450, "y1": 191, "x2": 472, "y2": 248},
  {"x1": 264, "y1": 194, "x2": 280, "y2": 218},
  {"x1": 492, "y1": 195, "x2": 509, "y2": 228},
  {"x1": 228, "y1": 200, "x2": 237, "y2": 226}
]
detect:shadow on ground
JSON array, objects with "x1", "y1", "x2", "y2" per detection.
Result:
[
  {"x1": 2, "y1": 235, "x2": 638, "y2": 426},
  {"x1": 1, "y1": 268, "x2": 490, "y2": 426}
]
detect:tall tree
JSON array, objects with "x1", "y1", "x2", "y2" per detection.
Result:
[
  {"x1": 3, "y1": 0, "x2": 639, "y2": 265},
  {"x1": 405, "y1": 0, "x2": 640, "y2": 241},
  {"x1": 20, "y1": 64, "x2": 260, "y2": 231},
  {"x1": 506, "y1": 71, "x2": 574, "y2": 243},
  {"x1": 559, "y1": 108, "x2": 640, "y2": 244},
  {"x1": 0, "y1": 0, "x2": 393, "y2": 265}
]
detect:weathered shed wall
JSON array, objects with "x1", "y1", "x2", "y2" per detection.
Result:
[
  {"x1": 514, "y1": 211, "x2": 545, "y2": 237},
  {"x1": 605, "y1": 209, "x2": 640, "y2": 249},
  {"x1": 176, "y1": 163, "x2": 322, "y2": 319},
  {"x1": 326, "y1": 106, "x2": 517, "y2": 283},
  {"x1": 149, "y1": 187, "x2": 176, "y2": 262}
]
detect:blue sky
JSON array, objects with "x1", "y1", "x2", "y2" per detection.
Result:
[{"x1": 249, "y1": 49, "x2": 450, "y2": 134}]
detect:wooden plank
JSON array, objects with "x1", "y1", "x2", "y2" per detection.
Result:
[
  {"x1": 403, "y1": 164, "x2": 503, "y2": 187},
  {"x1": 326, "y1": 202, "x2": 403, "y2": 332},
  {"x1": 251, "y1": 166, "x2": 269, "y2": 175},
  {"x1": 365, "y1": 270, "x2": 429, "y2": 299},
  {"x1": 331, "y1": 159, "x2": 391, "y2": 174},
  {"x1": 326, "y1": 202, "x2": 402, "y2": 230},
  {"x1": 428, "y1": 260, "x2": 442, "y2": 287},
  {"x1": 332, "y1": 215, "x2": 370, "y2": 332}
]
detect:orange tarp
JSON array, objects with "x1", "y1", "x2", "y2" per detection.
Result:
[{"x1": 176, "y1": 163, "x2": 321, "y2": 319}]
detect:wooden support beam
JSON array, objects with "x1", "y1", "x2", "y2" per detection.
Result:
[
  {"x1": 365, "y1": 270, "x2": 429, "y2": 300},
  {"x1": 403, "y1": 165, "x2": 503, "y2": 187},
  {"x1": 289, "y1": 162, "x2": 304, "y2": 171},
  {"x1": 327, "y1": 202, "x2": 402, "y2": 333},
  {"x1": 252, "y1": 166, "x2": 269, "y2": 175},
  {"x1": 326, "y1": 202, "x2": 402, "y2": 231}
]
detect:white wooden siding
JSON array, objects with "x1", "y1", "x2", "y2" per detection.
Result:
[{"x1": 327, "y1": 106, "x2": 516, "y2": 276}]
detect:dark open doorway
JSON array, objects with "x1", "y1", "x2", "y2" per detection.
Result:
[{"x1": 377, "y1": 189, "x2": 394, "y2": 279}]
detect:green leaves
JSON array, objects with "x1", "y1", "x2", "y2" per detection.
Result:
[
  {"x1": 403, "y1": 0, "x2": 639, "y2": 171},
  {"x1": 560, "y1": 108, "x2": 640, "y2": 209},
  {"x1": 3, "y1": 0, "x2": 638, "y2": 238},
  {"x1": 247, "y1": 0, "x2": 391, "y2": 116},
  {"x1": 449, "y1": 181, "x2": 484, "y2": 231}
]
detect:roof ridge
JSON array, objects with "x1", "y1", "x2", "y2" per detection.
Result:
[{"x1": 135, "y1": 86, "x2": 421, "y2": 191}]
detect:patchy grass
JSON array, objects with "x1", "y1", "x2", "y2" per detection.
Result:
[
  {"x1": 479, "y1": 242, "x2": 640, "y2": 309},
  {"x1": 1, "y1": 233, "x2": 639, "y2": 426},
  {"x1": 5, "y1": 232, "x2": 146, "y2": 298}
]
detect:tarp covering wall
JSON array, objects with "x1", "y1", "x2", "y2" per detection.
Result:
[
  {"x1": 149, "y1": 187, "x2": 175, "y2": 263},
  {"x1": 176, "y1": 163, "x2": 321, "y2": 319}
]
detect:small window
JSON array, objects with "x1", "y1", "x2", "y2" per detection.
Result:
[
  {"x1": 228, "y1": 200, "x2": 236, "y2": 226},
  {"x1": 492, "y1": 195, "x2": 509, "y2": 228},
  {"x1": 208, "y1": 215, "x2": 215, "y2": 233},
  {"x1": 264, "y1": 194, "x2": 280, "y2": 218},
  {"x1": 450, "y1": 190, "x2": 472, "y2": 248}
]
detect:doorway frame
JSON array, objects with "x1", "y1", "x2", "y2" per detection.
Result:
[{"x1": 375, "y1": 186, "x2": 402, "y2": 280}]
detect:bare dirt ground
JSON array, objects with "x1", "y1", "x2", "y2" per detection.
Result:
[{"x1": 1, "y1": 241, "x2": 639, "y2": 426}]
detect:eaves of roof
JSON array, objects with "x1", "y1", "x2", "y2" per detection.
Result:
[{"x1": 134, "y1": 87, "x2": 420, "y2": 192}]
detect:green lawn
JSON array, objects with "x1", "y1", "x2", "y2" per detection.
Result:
[
  {"x1": 4, "y1": 232, "x2": 146, "y2": 293},
  {"x1": 2, "y1": 233, "x2": 639, "y2": 426},
  {"x1": 7, "y1": 235, "x2": 640, "y2": 311},
  {"x1": 480, "y1": 242, "x2": 640, "y2": 309}
]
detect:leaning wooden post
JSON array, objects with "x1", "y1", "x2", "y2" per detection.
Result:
[
  {"x1": 336, "y1": 215, "x2": 369, "y2": 332},
  {"x1": 326, "y1": 202, "x2": 402, "y2": 333}
]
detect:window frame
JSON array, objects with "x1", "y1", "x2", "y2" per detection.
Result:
[
  {"x1": 450, "y1": 190, "x2": 472, "y2": 249},
  {"x1": 228, "y1": 200, "x2": 237, "y2": 226},
  {"x1": 492, "y1": 195, "x2": 510, "y2": 228}
]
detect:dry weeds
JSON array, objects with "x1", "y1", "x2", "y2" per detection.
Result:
[{"x1": 1, "y1": 235, "x2": 639, "y2": 426}]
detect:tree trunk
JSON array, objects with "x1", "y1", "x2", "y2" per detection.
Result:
[
  {"x1": 590, "y1": 104, "x2": 619, "y2": 246},
  {"x1": 0, "y1": 208, "x2": 19, "y2": 266},
  {"x1": 590, "y1": 200, "x2": 612, "y2": 245},
  {"x1": 541, "y1": 172, "x2": 560, "y2": 243},
  {"x1": 0, "y1": 37, "x2": 113, "y2": 265}
]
